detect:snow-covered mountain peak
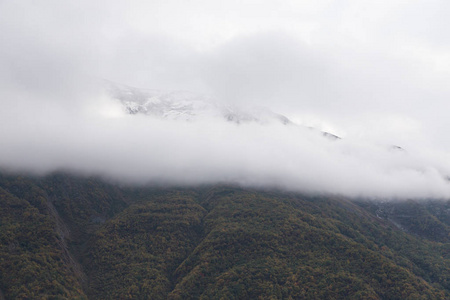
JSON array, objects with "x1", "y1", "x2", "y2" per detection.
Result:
[{"x1": 106, "y1": 82, "x2": 292, "y2": 125}]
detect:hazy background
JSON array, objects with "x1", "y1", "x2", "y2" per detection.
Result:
[{"x1": 1, "y1": 0, "x2": 450, "y2": 198}]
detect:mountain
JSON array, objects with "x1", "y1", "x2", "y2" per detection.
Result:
[
  {"x1": 0, "y1": 172, "x2": 449, "y2": 299},
  {"x1": 106, "y1": 82, "x2": 346, "y2": 142},
  {"x1": 106, "y1": 82, "x2": 293, "y2": 125}
]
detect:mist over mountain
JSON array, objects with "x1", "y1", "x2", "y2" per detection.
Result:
[
  {"x1": 2, "y1": 2, "x2": 450, "y2": 299},
  {"x1": 2, "y1": 0, "x2": 450, "y2": 199},
  {"x1": 107, "y1": 81, "x2": 293, "y2": 125},
  {"x1": 1, "y1": 80, "x2": 450, "y2": 199}
]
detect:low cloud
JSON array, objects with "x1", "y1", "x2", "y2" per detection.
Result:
[
  {"x1": 2, "y1": 97, "x2": 450, "y2": 199},
  {"x1": 2, "y1": 1, "x2": 450, "y2": 199}
]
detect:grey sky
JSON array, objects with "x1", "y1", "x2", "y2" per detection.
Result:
[{"x1": 1, "y1": 0, "x2": 450, "y2": 198}]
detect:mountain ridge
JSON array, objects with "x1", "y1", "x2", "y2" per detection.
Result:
[
  {"x1": 0, "y1": 172, "x2": 449, "y2": 299},
  {"x1": 105, "y1": 81, "x2": 344, "y2": 143}
]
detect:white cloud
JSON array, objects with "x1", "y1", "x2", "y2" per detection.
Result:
[{"x1": 1, "y1": 0, "x2": 450, "y2": 199}]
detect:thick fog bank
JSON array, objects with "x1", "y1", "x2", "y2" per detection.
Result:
[
  {"x1": 2, "y1": 1, "x2": 450, "y2": 199},
  {"x1": 2, "y1": 97, "x2": 450, "y2": 200}
]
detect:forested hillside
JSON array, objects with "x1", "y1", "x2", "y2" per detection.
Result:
[{"x1": 0, "y1": 172, "x2": 449, "y2": 299}]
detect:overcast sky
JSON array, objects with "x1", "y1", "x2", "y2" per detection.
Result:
[{"x1": 1, "y1": 0, "x2": 450, "y2": 198}]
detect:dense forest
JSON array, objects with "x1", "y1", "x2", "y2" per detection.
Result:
[{"x1": 0, "y1": 172, "x2": 449, "y2": 299}]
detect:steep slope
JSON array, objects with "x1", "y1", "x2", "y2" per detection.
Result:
[
  {"x1": 84, "y1": 191, "x2": 206, "y2": 299},
  {"x1": 0, "y1": 175, "x2": 87, "y2": 299},
  {"x1": 167, "y1": 188, "x2": 448, "y2": 299},
  {"x1": 358, "y1": 200, "x2": 450, "y2": 243},
  {"x1": 0, "y1": 173, "x2": 449, "y2": 299}
]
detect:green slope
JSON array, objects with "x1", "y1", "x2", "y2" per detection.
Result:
[
  {"x1": 0, "y1": 175, "x2": 86, "y2": 299},
  {"x1": 0, "y1": 173, "x2": 449, "y2": 299}
]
